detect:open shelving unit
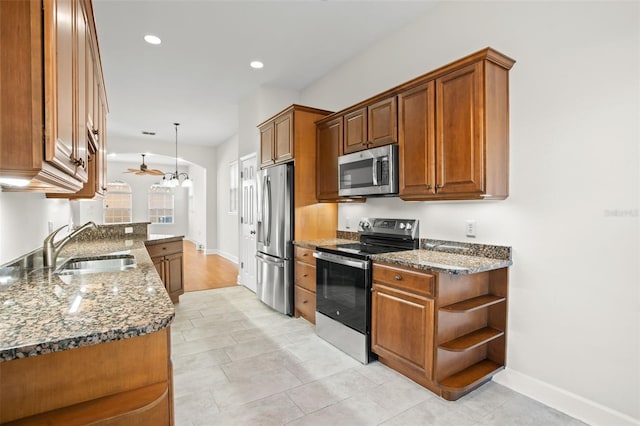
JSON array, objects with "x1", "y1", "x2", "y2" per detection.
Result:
[{"x1": 435, "y1": 267, "x2": 509, "y2": 400}]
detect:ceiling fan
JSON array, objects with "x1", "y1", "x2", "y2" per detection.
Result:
[{"x1": 124, "y1": 154, "x2": 165, "y2": 176}]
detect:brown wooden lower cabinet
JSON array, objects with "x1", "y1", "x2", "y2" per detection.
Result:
[
  {"x1": 0, "y1": 329, "x2": 174, "y2": 425},
  {"x1": 146, "y1": 239, "x2": 184, "y2": 303},
  {"x1": 372, "y1": 261, "x2": 508, "y2": 401},
  {"x1": 294, "y1": 246, "x2": 316, "y2": 323}
]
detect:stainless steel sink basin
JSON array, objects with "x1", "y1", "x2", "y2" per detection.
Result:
[{"x1": 55, "y1": 254, "x2": 137, "y2": 275}]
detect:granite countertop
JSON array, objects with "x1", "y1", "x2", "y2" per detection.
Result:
[
  {"x1": 0, "y1": 238, "x2": 175, "y2": 362},
  {"x1": 293, "y1": 238, "x2": 355, "y2": 250},
  {"x1": 371, "y1": 249, "x2": 512, "y2": 275}
]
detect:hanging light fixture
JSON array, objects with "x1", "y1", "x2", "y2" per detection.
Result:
[{"x1": 162, "y1": 123, "x2": 193, "y2": 188}]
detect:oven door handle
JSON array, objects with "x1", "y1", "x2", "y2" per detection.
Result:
[{"x1": 313, "y1": 251, "x2": 370, "y2": 270}]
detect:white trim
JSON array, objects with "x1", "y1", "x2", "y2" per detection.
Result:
[
  {"x1": 203, "y1": 248, "x2": 239, "y2": 264},
  {"x1": 493, "y1": 368, "x2": 640, "y2": 426},
  {"x1": 240, "y1": 152, "x2": 257, "y2": 161}
]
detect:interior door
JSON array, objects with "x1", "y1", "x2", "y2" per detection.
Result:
[{"x1": 240, "y1": 154, "x2": 257, "y2": 292}]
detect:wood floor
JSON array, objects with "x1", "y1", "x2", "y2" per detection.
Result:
[{"x1": 182, "y1": 240, "x2": 238, "y2": 292}]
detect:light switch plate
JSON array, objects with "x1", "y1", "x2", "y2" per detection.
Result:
[{"x1": 124, "y1": 227, "x2": 133, "y2": 234}]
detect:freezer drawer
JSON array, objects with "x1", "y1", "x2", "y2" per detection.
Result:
[{"x1": 256, "y1": 252, "x2": 292, "y2": 315}]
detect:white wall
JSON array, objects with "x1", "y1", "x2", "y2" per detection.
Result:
[
  {"x1": 106, "y1": 161, "x2": 189, "y2": 236},
  {"x1": 0, "y1": 193, "x2": 72, "y2": 264},
  {"x1": 215, "y1": 135, "x2": 239, "y2": 261},
  {"x1": 108, "y1": 137, "x2": 217, "y2": 251},
  {"x1": 187, "y1": 163, "x2": 207, "y2": 248},
  {"x1": 301, "y1": 1, "x2": 639, "y2": 424}
]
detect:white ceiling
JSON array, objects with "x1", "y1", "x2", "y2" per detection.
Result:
[{"x1": 92, "y1": 0, "x2": 437, "y2": 149}]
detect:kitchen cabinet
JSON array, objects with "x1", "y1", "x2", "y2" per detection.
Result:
[
  {"x1": 398, "y1": 49, "x2": 515, "y2": 200},
  {"x1": 372, "y1": 263, "x2": 435, "y2": 382},
  {"x1": 294, "y1": 246, "x2": 316, "y2": 324},
  {"x1": 146, "y1": 240, "x2": 184, "y2": 303},
  {"x1": 259, "y1": 110, "x2": 293, "y2": 167},
  {"x1": 372, "y1": 261, "x2": 509, "y2": 401},
  {"x1": 0, "y1": 0, "x2": 107, "y2": 193},
  {"x1": 257, "y1": 104, "x2": 338, "y2": 240},
  {"x1": 343, "y1": 96, "x2": 397, "y2": 154},
  {"x1": 316, "y1": 117, "x2": 343, "y2": 201}
]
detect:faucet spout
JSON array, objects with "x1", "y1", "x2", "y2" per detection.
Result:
[{"x1": 43, "y1": 221, "x2": 98, "y2": 268}]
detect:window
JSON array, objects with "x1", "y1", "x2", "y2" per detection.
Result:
[
  {"x1": 104, "y1": 181, "x2": 132, "y2": 223},
  {"x1": 229, "y1": 161, "x2": 238, "y2": 214},
  {"x1": 148, "y1": 184, "x2": 174, "y2": 224}
]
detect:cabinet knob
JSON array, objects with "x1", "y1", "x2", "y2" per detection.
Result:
[
  {"x1": 436, "y1": 184, "x2": 443, "y2": 189},
  {"x1": 425, "y1": 185, "x2": 432, "y2": 190},
  {"x1": 394, "y1": 275, "x2": 403, "y2": 281},
  {"x1": 302, "y1": 253, "x2": 308, "y2": 256},
  {"x1": 303, "y1": 299, "x2": 308, "y2": 304},
  {"x1": 303, "y1": 274, "x2": 308, "y2": 278},
  {"x1": 92, "y1": 129, "x2": 99, "y2": 135}
]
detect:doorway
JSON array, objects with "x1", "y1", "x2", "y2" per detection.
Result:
[{"x1": 239, "y1": 153, "x2": 258, "y2": 292}]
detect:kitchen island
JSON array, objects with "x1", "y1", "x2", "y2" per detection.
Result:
[{"x1": 0, "y1": 234, "x2": 175, "y2": 425}]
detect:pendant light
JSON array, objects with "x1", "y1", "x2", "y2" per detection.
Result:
[{"x1": 162, "y1": 123, "x2": 192, "y2": 188}]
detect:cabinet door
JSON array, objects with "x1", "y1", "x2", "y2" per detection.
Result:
[
  {"x1": 435, "y1": 63, "x2": 484, "y2": 195},
  {"x1": 398, "y1": 81, "x2": 436, "y2": 198},
  {"x1": 343, "y1": 107, "x2": 367, "y2": 154},
  {"x1": 73, "y1": 0, "x2": 89, "y2": 181},
  {"x1": 368, "y1": 96, "x2": 397, "y2": 148},
  {"x1": 165, "y1": 252, "x2": 184, "y2": 300},
  {"x1": 259, "y1": 122, "x2": 274, "y2": 167},
  {"x1": 316, "y1": 117, "x2": 343, "y2": 201},
  {"x1": 274, "y1": 111, "x2": 293, "y2": 164},
  {"x1": 371, "y1": 283, "x2": 434, "y2": 379},
  {"x1": 152, "y1": 256, "x2": 165, "y2": 283},
  {"x1": 44, "y1": 0, "x2": 78, "y2": 178}
]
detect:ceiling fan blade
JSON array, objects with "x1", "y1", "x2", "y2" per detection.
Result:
[
  {"x1": 124, "y1": 169, "x2": 139, "y2": 173},
  {"x1": 148, "y1": 169, "x2": 165, "y2": 176}
]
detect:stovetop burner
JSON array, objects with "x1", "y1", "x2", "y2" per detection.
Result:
[{"x1": 318, "y1": 218, "x2": 420, "y2": 259}]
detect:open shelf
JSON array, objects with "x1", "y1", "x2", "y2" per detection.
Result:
[
  {"x1": 439, "y1": 327, "x2": 504, "y2": 352},
  {"x1": 439, "y1": 359, "x2": 503, "y2": 392},
  {"x1": 440, "y1": 295, "x2": 506, "y2": 313}
]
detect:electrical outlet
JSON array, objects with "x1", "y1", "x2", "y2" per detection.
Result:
[
  {"x1": 465, "y1": 220, "x2": 477, "y2": 238},
  {"x1": 124, "y1": 227, "x2": 133, "y2": 234}
]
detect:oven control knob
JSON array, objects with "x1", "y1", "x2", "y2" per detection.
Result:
[
  {"x1": 359, "y1": 220, "x2": 371, "y2": 231},
  {"x1": 399, "y1": 223, "x2": 405, "y2": 230},
  {"x1": 405, "y1": 223, "x2": 413, "y2": 231}
]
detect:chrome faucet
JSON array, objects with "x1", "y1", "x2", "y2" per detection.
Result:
[{"x1": 43, "y1": 221, "x2": 98, "y2": 268}]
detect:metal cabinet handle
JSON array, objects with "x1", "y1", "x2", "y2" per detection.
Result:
[
  {"x1": 425, "y1": 185, "x2": 432, "y2": 189},
  {"x1": 395, "y1": 275, "x2": 402, "y2": 281},
  {"x1": 302, "y1": 253, "x2": 308, "y2": 256},
  {"x1": 303, "y1": 299, "x2": 308, "y2": 304},
  {"x1": 435, "y1": 184, "x2": 443, "y2": 189},
  {"x1": 92, "y1": 129, "x2": 99, "y2": 135},
  {"x1": 303, "y1": 274, "x2": 308, "y2": 278}
]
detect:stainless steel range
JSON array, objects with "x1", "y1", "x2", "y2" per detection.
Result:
[{"x1": 313, "y1": 218, "x2": 419, "y2": 364}]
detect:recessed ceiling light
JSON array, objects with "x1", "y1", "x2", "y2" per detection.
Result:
[
  {"x1": 144, "y1": 35, "x2": 162, "y2": 45},
  {"x1": 250, "y1": 60, "x2": 264, "y2": 69}
]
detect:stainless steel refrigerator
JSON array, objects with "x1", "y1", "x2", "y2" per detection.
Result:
[{"x1": 255, "y1": 162, "x2": 293, "y2": 315}]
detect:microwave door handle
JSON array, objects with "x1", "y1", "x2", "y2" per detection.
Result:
[{"x1": 372, "y1": 158, "x2": 379, "y2": 186}]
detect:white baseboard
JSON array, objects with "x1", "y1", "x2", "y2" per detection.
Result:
[
  {"x1": 493, "y1": 368, "x2": 639, "y2": 426},
  {"x1": 203, "y1": 249, "x2": 238, "y2": 264}
]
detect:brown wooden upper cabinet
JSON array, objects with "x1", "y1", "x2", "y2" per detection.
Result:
[
  {"x1": 316, "y1": 117, "x2": 343, "y2": 201},
  {"x1": 399, "y1": 49, "x2": 515, "y2": 200},
  {"x1": 259, "y1": 110, "x2": 294, "y2": 168},
  {"x1": 0, "y1": 0, "x2": 107, "y2": 193},
  {"x1": 343, "y1": 96, "x2": 397, "y2": 154}
]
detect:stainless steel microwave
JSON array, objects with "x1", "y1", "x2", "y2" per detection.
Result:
[{"x1": 338, "y1": 144, "x2": 398, "y2": 197}]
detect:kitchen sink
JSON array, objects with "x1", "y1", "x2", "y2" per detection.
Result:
[{"x1": 55, "y1": 254, "x2": 137, "y2": 275}]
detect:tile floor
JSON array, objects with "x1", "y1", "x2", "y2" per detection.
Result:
[{"x1": 171, "y1": 286, "x2": 585, "y2": 426}]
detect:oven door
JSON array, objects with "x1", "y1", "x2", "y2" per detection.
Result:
[{"x1": 313, "y1": 251, "x2": 370, "y2": 334}]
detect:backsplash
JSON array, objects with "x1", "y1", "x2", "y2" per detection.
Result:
[
  {"x1": 335, "y1": 230, "x2": 511, "y2": 261},
  {"x1": 73, "y1": 222, "x2": 150, "y2": 242}
]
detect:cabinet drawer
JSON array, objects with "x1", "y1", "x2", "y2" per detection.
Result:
[
  {"x1": 145, "y1": 240, "x2": 183, "y2": 258},
  {"x1": 373, "y1": 262, "x2": 434, "y2": 297},
  {"x1": 294, "y1": 246, "x2": 316, "y2": 266},
  {"x1": 295, "y1": 285, "x2": 316, "y2": 324},
  {"x1": 295, "y1": 261, "x2": 316, "y2": 292}
]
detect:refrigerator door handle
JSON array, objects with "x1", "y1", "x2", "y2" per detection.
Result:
[
  {"x1": 265, "y1": 176, "x2": 272, "y2": 246},
  {"x1": 256, "y1": 252, "x2": 284, "y2": 267}
]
